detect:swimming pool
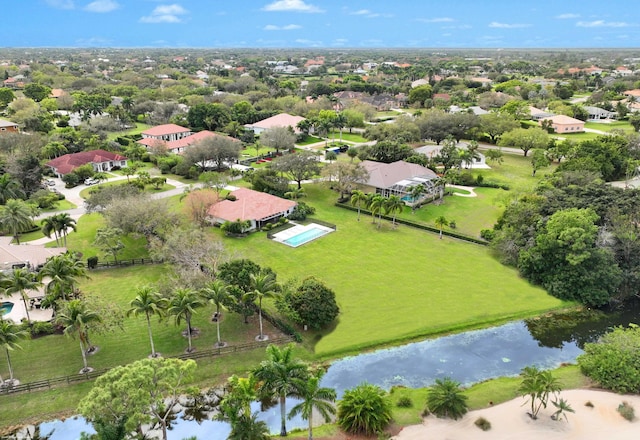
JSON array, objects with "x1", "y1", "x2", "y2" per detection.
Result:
[
  {"x1": 1, "y1": 301, "x2": 14, "y2": 315},
  {"x1": 272, "y1": 223, "x2": 334, "y2": 247}
]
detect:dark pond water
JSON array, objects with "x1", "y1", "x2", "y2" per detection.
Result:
[{"x1": 35, "y1": 303, "x2": 640, "y2": 439}]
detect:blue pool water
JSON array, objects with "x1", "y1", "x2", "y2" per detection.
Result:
[
  {"x1": 0, "y1": 301, "x2": 14, "y2": 315},
  {"x1": 283, "y1": 226, "x2": 329, "y2": 247}
]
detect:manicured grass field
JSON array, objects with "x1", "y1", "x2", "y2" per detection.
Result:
[
  {"x1": 221, "y1": 184, "x2": 570, "y2": 358},
  {"x1": 584, "y1": 121, "x2": 633, "y2": 133},
  {"x1": 296, "y1": 135, "x2": 323, "y2": 146},
  {"x1": 328, "y1": 130, "x2": 367, "y2": 143},
  {"x1": 475, "y1": 152, "x2": 557, "y2": 193},
  {"x1": 105, "y1": 122, "x2": 152, "y2": 141},
  {"x1": 78, "y1": 180, "x2": 175, "y2": 199}
]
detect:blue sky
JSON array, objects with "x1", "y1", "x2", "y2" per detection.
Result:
[{"x1": 6, "y1": 0, "x2": 640, "y2": 48}]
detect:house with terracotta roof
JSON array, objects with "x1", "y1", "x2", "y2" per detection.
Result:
[
  {"x1": 359, "y1": 160, "x2": 440, "y2": 203},
  {"x1": 623, "y1": 89, "x2": 640, "y2": 101},
  {"x1": 0, "y1": 119, "x2": 19, "y2": 133},
  {"x1": 138, "y1": 130, "x2": 240, "y2": 154},
  {"x1": 245, "y1": 113, "x2": 306, "y2": 135},
  {"x1": 539, "y1": 115, "x2": 584, "y2": 134},
  {"x1": 46, "y1": 149, "x2": 128, "y2": 177},
  {"x1": 140, "y1": 124, "x2": 192, "y2": 142},
  {"x1": 207, "y1": 187, "x2": 297, "y2": 231}
]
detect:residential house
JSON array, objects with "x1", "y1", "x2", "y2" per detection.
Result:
[
  {"x1": 415, "y1": 144, "x2": 489, "y2": 169},
  {"x1": 540, "y1": 115, "x2": 584, "y2": 133},
  {"x1": 244, "y1": 113, "x2": 306, "y2": 135},
  {"x1": 0, "y1": 119, "x2": 19, "y2": 133},
  {"x1": 138, "y1": 130, "x2": 240, "y2": 154},
  {"x1": 529, "y1": 106, "x2": 555, "y2": 121},
  {"x1": 140, "y1": 124, "x2": 192, "y2": 142},
  {"x1": 411, "y1": 78, "x2": 430, "y2": 88},
  {"x1": 0, "y1": 237, "x2": 67, "y2": 272},
  {"x1": 623, "y1": 89, "x2": 640, "y2": 101},
  {"x1": 584, "y1": 106, "x2": 616, "y2": 120},
  {"x1": 359, "y1": 160, "x2": 440, "y2": 203},
  {"x1": 614, "y1": 66, "x2": 633, "y2": 77},
  {"x1": 46, "y1": 149, "x2": 128, "y2": 177},
  {"x1": 207, "y1": 187, "x2": 297, "y2": 231}
]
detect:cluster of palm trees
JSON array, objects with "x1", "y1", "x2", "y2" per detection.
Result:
[
  {"x1": 217, "y1": 344, "x2": 336, "y2": 440},
  {"x1": 350, "y1": 190, "x2": 406, "y2": 227},
  {"x1": 41, "y1": 213, "x2": 77, "y2": 247}
]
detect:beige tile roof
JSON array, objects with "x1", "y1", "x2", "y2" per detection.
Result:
[
  {"x1": 361, "y1": 160, "x2": 437, "y2": 189},
  {"x1": 207, "y1": 188, "x2": 296, "y2": 223}
]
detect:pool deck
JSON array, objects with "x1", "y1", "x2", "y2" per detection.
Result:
[
  {"x1": 271, "y1": 222, "x2": 334, "y2": 247},
  {"x1": 2, "y1": 292, "x2": 54, "y2": 324}
]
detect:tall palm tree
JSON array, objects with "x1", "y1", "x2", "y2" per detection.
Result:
[
  {"x1": 368, "y1": 194, "x2": 385, "y2": 228},
  {"x1": 39, "y1": 253, "x2": 86, "y2": 305},
  {"x1": 0, "y1": 174, "x2": 25, "y2": 205},
  {"x1": 0, "y1": 199, "x2": 38, "y2": 244},
  {"x1": 384, "y1": 195, "x2": 404, "y2": 227},
  {"x1": 435, "y1": 215, "x2": 448, "y2": 239},
  {"x1": 127, "y1": 285, "x2": 167, "y2": 358},
  {"x1": 0, "y1": 319, "x2": 29, "y2": 385},
  {"x1": 408, "y1": 184, "x2": 425, "y2": 212},
  {"x1": 41, "y1": 216, "x2": 61, "y2": 246},
  {"x1": 288, "y1": 368, "x2": 336, "y2": 440},
  {"x1": 334, "y1": 112, "x2": 347, "y2": 143},
  {"x1": 168, "y1": 288, "x2": 205, "y2": 353},
  {"x1": 3, "y1": 268, "x2": 42, "y2": 326},
  {"x1": 350, "y1": 190, "x2": 367, "y2": 221},
  {"x1": 53, "y1": 213, "x2": 77, "y2": 247},
  {"x1": 200, "y1": 280, "x2": 232, "y2": 348},
  {"x1": 246, "y1": 272, "x2": 278, "y2": 341},
  {"x1": 55, "y1": 299, "x2": 102, "y2": 373},
  {"x1": 252, "y1": 344, "x2": 309, "y2": 437}
]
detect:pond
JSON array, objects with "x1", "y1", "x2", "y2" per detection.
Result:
[{"x1": 34, "y1": 303, "x2": 640, "y2": 439}]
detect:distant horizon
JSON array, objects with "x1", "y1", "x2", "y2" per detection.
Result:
[{"x1": 8, "y1": 0, "x2": 640, "y2": 49}]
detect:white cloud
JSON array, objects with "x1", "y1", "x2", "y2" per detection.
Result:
[
  {"x1": 442, "y1": 24, "x2": 472, "y2": 30},
  {"x1": 417, "y1": 17, "x2": 454, "y2": 23},
  {"x1": 489, "y1": 21, "x2": 531, "y2": 29},
  {"x1": 295, "y1": 38, "x2": 323, "y2": 46},
  {"x1": 84, "y1": 0, "x2": 120, "y2": 13},
  {"x1": 140, "y1": 4, "x2": 188, "y2": 23},
  {"x1": 351, "y1": 9, "x2": 370, "y2": 15},
  {"x1": 45, "y1": 0, "x2": 74, "y2": 9},
  {"x1": 555, "y1": 13, "x2": 580, "y2": 19},
  {"x1": 576, "y1": 20, "x2": 629, "y2": 28},
  {"x1": 263, "y1": 24, "x2": 302, "y2": 30},
  {"x1": 262, "y1": 0, "x2": 323, "y2": 13}
]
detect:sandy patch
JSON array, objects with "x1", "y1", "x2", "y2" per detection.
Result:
[{"x1": 393, "y1": 389, "x2": 640, "y2": 440}]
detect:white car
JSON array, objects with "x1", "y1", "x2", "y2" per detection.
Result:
[{"x1": 84, "y1": 178, "x2": 98, "y2": 185}]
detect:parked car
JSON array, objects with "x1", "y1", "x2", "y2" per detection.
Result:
[
  {"x1": 46, "y1": 179, "x2": 56, "y2": 186},
  {"x1": 84, "y1": 178, "x2": 98, "y2": 185}
]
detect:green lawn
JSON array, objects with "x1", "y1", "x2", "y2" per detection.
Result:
[
  {"x1": 78, "y1": 180, "x2": 175, "y2": 199},
  {"x1": 475, "y1": 152, "x2": 557, "y2": 193},
  {"x1": 105, "y1": 122, "x2": 152, "y2": 141},
  {"x1": 221, "y1": 184, "x2": 570, "y2": 358},
  {"x1": 328, "y1": 131, "x2": 367, "y2": 143},
  {"x1": 296, "y1": 136, "x2": 324, "y2": 146},
  {"x1": 584, "y1": 121, "x2": 633, "y2": 133}
]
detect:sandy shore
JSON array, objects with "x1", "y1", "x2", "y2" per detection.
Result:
[{"x1": 393, "y1": 389, "x2": 640, "y2": 440}]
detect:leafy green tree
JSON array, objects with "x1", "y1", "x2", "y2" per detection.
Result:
[
  {"x1": 435, "y1": 215, "x2": 448, "y2": 239},
  {"x1": 218, "y1": 259, "x2": 273, "y2": 324},
  {"x1": 321, "y1": 162, "x2": 369, "y2": 200},
  {"x1": 260, "y1": 126, "x2": 296, "y2": 154},
  {"x1": 252, "y1": 344, "x2": 309, "y2": 437},
  {"x1": 0, "y1": 320, "x2": 29, "y2": 385},
  {"x1": 93, "y1": 227, "x2": 125, "y2": 263},
  {"x1": 289, "y1": 368, "x2": 336, "y2": 440},
  {"x1": 350, "y1": 190, "x2": 367, "y2": 221},
  {"x1": 246, "y1": 271, "x2": 279, "y2": 341},
  {"x1": 78, "y1": 357, "x2": 197, "y2": 440},
  {"x1": 530, "y1": 148, "x2": 551, "y2": 176},
  {"x1": 0, "y1": 87, "x2": 15, "y2": 109},
  {"x1": 498, "y1": 127, "x2": 550, "y2": 157},
  {"x1": 433, "y1": 137, "x2": 462, "y2": 171},
  {"x1": 337, "y1": 383, "x2": 393, "y2": 436},
  {"x1": 408, "y1": 84, "x2": 433, "y2": 106},
  {"x1": 518, "y1": 366, "x2": 561, "y2": 420},
  {"x1": 168, "y1": 288, "x2": 205, "y2": 353},
  {"x1": 578, "y1": 324, "x2": 640, "y2": 393},
  {"x1": 629, "y1": 113, "x2": 640, "y2": 132},
  {"x1": 485, "y1": 148, "x2": 504, "y2": 164},
  {"x1": 23, "y1": 83, "x2": 52, "y2": 102},
  {"x1": 183, "y1": 135, "x2": 241, "y2": 172},
  {"x1": 479, "y1": 112, "x2": 520, "y2": 144},
  {"x1": 39, "y1": 253, "x2": 86, "y2": 305},
  {"x1": 56, "y1": 299, "x2": 102, "y2": 373},
  {"x1": 200, "y1": 279, "x2": 232, "y2": 347},
  {"x1": 0, "y1": 199, "x2": 38, "y2": 244},
  {"x1": 279, "y1": 277, "x2": 339, "y2": 330},
  {"x1": 2, "y1": 268, "x2": 42, "y2": 326},
  {"x1": 127, "y1": 285, "x2": 168, "y2": 358},
  {"x1": 271, "y1": 150, "x2": 320, "y2": 189},
  {"x1": 0, "y1": 174, "x2": 25, "y2": 204},
  {"x1": 217, "y1": 375, "x2": 270, "y2": 440},
  {"x1": 425, "y1": 377, "x2": 469, "y2": 420}
]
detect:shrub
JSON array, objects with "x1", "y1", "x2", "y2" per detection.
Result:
[
  {"x1": 425, "y1": 377, "x2": 469, "y2": 420},
  {"x1": 474, "y1": 417, "x2": 491, "y2": 431},
  {"x1": 578, "y1": 325, "x2": 640, "y2": 393},
  {"x1": 288, "y1": 202, "x2": 315, "y2": 221},
  {"x1": 29, "y1": 321, "x2": 55, "y2": 337},
  {"x1": 585, "y1": 401, "x2": 594, "y2": 408},
  {"x1": 480, "y1": 229, "x2": 496, "y2": 241},
  {"x1": 617, "y1": 401, "x2": 635, "y2": 421},
  {"x1": 226, "y1": 194, "x2": 237, "y2": 201},
  {"x1": 278, "y1": 277, "x2": 339, "y2": 330},
  {"x1": 396, "y1": 396, "x2": 413, "y2": 408},
  {"x1": 337, "y1": 383, "x2": 392, "y2": 436},
  {"x1": 87, "y1": 256, "x2": 99, "y2": 269}
]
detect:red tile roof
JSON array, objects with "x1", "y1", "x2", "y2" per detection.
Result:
[
  {"x1": 46, "y1": 149, "x2": 127, "y2": 175},
  {"x1": 141, "y1": 124, "x2": 190, "y2": 137},
  {"x1": 207, "y1": 188, "x2": 296, "y2": 223},
  {"x1": 245, "y1": 113, "x2": 305, "y2": 131},
  {"x1": 138, "y1": 130, "x2": 239, "y2": 152}
]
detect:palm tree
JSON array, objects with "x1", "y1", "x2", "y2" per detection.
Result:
[
  {"x1": 518, "y1": 366, "x2": 562, "y2": 420},
  {"x1": 246, "y1": 272, "x2": 279, "y2": 341},
  {"x1": 41, "y1": 216, "x2": 61, "y2": 246},
  {"x1": 38, "y1": 253, "x2": 86, "y2": 305},
  {"x1": 434, "y1": 215, "x2": 448, "y2": 239},
  {"x1": 252, "y1": 344, "x2": 309, "y2": 437},
  {"x1": 425, "y1": 377, "x2": 469, "y2": 420},
  {"x1": 284, "y1": 188, "x2": 305, "y2": 200},
  {"x1": 55, "y1": 299, "x2": 101, "y2": 373},
  {"x1": 227, "y1": 412, "x2": 270, "y2": 440},
  {"x1": 288, "y1": 368, "x2": 336, "y2": 440},
  {"x1": 384, "y1": 195, "x2": 404, "y2": 227},
  {"x1": 218, "y1": 374, "x2": 270, "y2": 440},
  {"x1": 0, "y1": 174, "x2": 25, "y2": 205},
  {"x1": 408, "y1": 184, "x2": 425, "y2": 212},
  {"x1": 0, "y1": 199, "x2": 38, "y2": 244},
  {"x1": 168, "y1": 288, "x2": 205, "y2": 353},
  {"x1": 53, "y1": 213, "x2": 77, "y2": 247},
  {"x1": 200, "y1": 280, "x2": 232, "y2": 348},
  {"x1": 350, "y1": 190, "x2": 367, "y2": 221},
  {"x1": 368, "y1": 194, "x2": 385, "y2": 228},
  {"x1": 127, "y1": 285, "x2": 167, "y2": 358},
  {"x1": 334, "y1": 112, "x2": 347, "y2": 143},
  {"x1": 3, "y1": 268, "x2": 42, "y2": 326},
  {"x1": 0, "y1": 320, "x2": 29, "y2": 386},
  {"x1": 551, "y1": 397, "x2": 574, "y2": 422}
]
